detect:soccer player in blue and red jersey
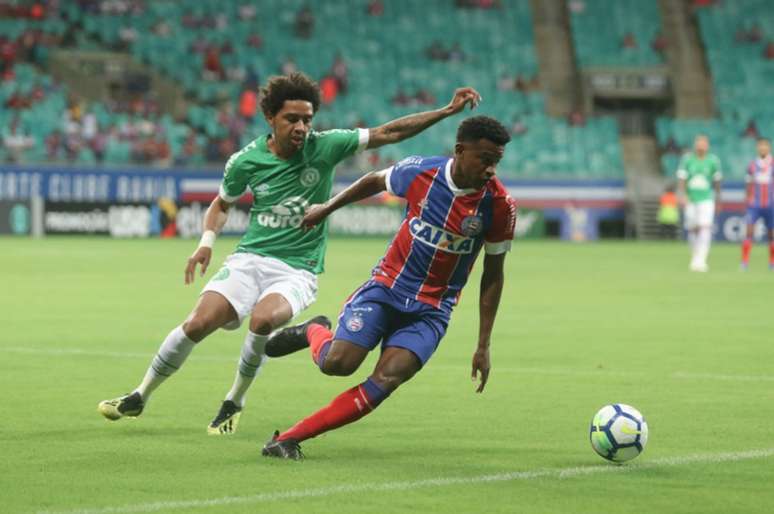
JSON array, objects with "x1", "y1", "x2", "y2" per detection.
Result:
[
  {"x1": 741, "y1": 137, "x2": 774, "y2": 270},
  {"x1": 260, "y1": 116, "x2": 515, "y2": 459}
]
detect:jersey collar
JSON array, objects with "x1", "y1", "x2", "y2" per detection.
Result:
[{"x1": 444, "y1": 158, "x2": 478, "y2": 196}]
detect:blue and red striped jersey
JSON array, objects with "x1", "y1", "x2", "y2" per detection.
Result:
[
  {"x1": 371, "y1": 155, "x2": 516, "y2": 311},
  {"x1": 746, "y1": 156, "x2": 774, "y2": 208}
]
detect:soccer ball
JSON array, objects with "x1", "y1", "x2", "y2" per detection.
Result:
[{"x1": 589, "y1": 404, "x2": 648, "y2": 462}]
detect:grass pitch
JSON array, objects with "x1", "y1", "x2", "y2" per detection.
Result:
[{"x1": 2, "y1": 237, "x2": 773, "y2": 514}]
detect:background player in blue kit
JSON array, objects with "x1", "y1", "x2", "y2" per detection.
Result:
[
  {"x1": 740, "y1": 137, "x2": 774, "y2": 269},
  {"x1": 260, "y1": 116, "x2": 516, "y2": 459}
]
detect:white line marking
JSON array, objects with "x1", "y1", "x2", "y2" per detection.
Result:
[
  {"x1": 0, "y1": 347, "x2": 235, "y2": 363},
  {"x1": 36, "y1": 448, "x2": 774, "y2": 514},
  {"x1": 671, "y1": 371, "x2": 774, "y2": 383}
]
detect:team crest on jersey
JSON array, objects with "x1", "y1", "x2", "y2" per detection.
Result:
[
  {"x1": 460, "y1": 215, "x2": 483, "y2": 237},
  {"x1": 409, "y1": 217, "x2": 474, "y2": 254},
  {"x1": 253, "y1": 183, "x2": 271, "y2": 197},
  {"x1": 346, "y1": 313, "x2": 364, "y2": 332},
  {"x1": 300, "y1": 167, "x2": 320, "y2": 187}
]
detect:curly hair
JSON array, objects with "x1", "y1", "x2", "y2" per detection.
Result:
[
  {"x1": 259, "y1": 72, "x2": 321, "y2": 117},
  {"x1": 456, "y1": 115, "x2": 511, "y2": 146}
]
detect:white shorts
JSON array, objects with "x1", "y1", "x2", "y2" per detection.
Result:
[
  {"x1": 684, "y1": 200, "x2": 715, "y2": 230},
  {"x1": 202, "y1": 252, "x2": 318, "y2": 330}
]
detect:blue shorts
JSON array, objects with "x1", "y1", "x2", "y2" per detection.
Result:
[
  {"x1": 746, "y1": 206, "x2": 774, "y2": 229},
  {"x1": 334, "y1": 281, "x2": 450, "y2": 366}
]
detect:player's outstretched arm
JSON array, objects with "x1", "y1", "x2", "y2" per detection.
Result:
[
  {"x1": 366, "y1": 87, "x2": 481, "y2": 150},
  {"x1": 184, "y1": 196, "x2": 232, "y2": 284},
  {"x1": 302, "y1": 169, "x2": 388, "y2": 229},
  {"x1": 472, "y1": 252, "x2": 506, "y2": 393}
]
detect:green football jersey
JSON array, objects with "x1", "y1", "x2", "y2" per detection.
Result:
[
  {"x1": 676, "y1": 152, "x2": 722, "y2": 203},
  {"x1": 220, "y1": 128, "x2": 368, "y2": 273}
]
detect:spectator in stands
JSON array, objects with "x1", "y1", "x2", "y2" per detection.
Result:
[
  {"x1": 320, "y1": 75, "x2": 339, "y2": 105},
  {"x1": 1, "y1": 38, "x2": 18, "y2": 78},
  {"x1": 515, "y1": 75, "x2": 528, "y2": 92},
  {"x1": 239, "y1": 88, "x2": 258, "y2": 121},
  {"x1": 622, "y1": 33, "x2": 638, "y2": 49},
  {"x1": 568, "y1": 109, "x2": 586, "y2": 127},
  {"x1": 425, "y1": 40, "x2": 449, "y2": 61},
  {"x1": 415, "y1": 88, "x2": 436, "y2": 105},
  {"x1": 510, "y1": 116, "x2": 528, "y2": 137},
  {"x1": 736, "y1": 23, "x2": 762, "y2": 44},
  {"x1": 367, "y1": 0, "x2": 384, "y2": 16},
  {"x1": 203, "y1": 46, "x2": 224, "y2": 81},
  {"x1": 331, "y1": 53, "x2": 349, "y2": 94},
  {"x1": 664, "y1": 136, "x2": 682, "y2": 155},
  {"x1": 175, "y1": 129, "x2": 201, "y2": 167},
  {"x1": 295, "y1": 5, "x2": 315, "y2": 39},
  {"x1": 498, "y1": 73, "x2": 515, "y2": 91},
  {"x1": 741, "y1": 119, "x2": 760, "y2": 139},
  {"x1": 764, "y1": 41, "x2": 774, "y2": 60},
  {"x1": 238, "y1": 3, "x2": 257, "y2": 21},
  {"x1": 45, "y1": 130, "x2": 63, "y2": 161},
  {"x1": 3, "y1": 118, "x2": 34, "y2": 163},
  {"x1": 391, "y1": 89, "x2": 411, "y2": 106},
  {"x1": 651, "y1": 31, "x2": 667, "y2": 57},
  {"x1": 281, "y1": 56, "x2": 297, "y2": 76},
  {"x1": 448, "y1": 42, "x2": 466, "y2": 62},
  {"x1": 247, "y1": 33, "x2": 263, "y2": 50}
]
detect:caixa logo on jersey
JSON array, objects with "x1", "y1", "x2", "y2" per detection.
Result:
[
  {"x1": 256, "y1": 196, "x2": 309, "y2": 229},
  {"x1": 409, "y1": 217, "x2": 474, "y2": 254}
]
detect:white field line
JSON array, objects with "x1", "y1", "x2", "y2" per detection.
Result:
[
  {"x1": 3, "y1": 346, "x2": 774, "y2": 383},
  {"x1": 36, "y1": 448, "x2": 774, "y2": 514}
]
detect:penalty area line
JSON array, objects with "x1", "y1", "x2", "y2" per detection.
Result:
[{"x1": 36, "y1": 448, "x2": 774, "y2": 514}]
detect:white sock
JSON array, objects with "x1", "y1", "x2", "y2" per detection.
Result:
[
  {"x1": 225, "y1": 331, "x2": 268, "y2": 408},
  {"x1": 134, "y1": 325, "x2": 196, "y2": 401},
  {"x1": 688, "y1": 230, "x2": 699, "y2": 265},
  {"x1": 696, "y1": 227, "x2": 712, "y2": 266}
]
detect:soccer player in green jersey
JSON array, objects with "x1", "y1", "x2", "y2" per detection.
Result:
[
  {"x1": 676, "y1": 134, "x2": 722, "y2": 272},
  {"x1": 98, "y1": 73, "x2": 482, "y2": 433}
]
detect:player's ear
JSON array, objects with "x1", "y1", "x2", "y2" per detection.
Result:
[{"x1": 454, "y1": 142, "x2": 464, "y2": 157}]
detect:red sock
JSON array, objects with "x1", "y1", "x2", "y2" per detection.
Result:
[
  {"x1": 742, "y1": 239, "x2": 752, "y2": 265},
  {"x1": 278, "y1": 379, "x2": 388, "y2": 442},
  {"x1": 769, "y1": 241, "x2": 774, "y2": 265},
  {"x1": 307, "y1": 323, "x2": 332, "y2": 366}
]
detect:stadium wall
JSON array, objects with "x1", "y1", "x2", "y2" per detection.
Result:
[{"x1": 0, "y1": 165, "x2": 749, "y2": 241}]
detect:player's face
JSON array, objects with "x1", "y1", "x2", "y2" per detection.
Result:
[
  {"x1": 757, "y1": 140, "x2": 770, "y2": 157},
  {"x1": 455, "y1": 139, "x2": 505, "y2": 189},
  {"x1": 694, "y1": 136, "x2": 709, "y2": 155},
  {"x1": 267, "y1": 100, "x2": 314, "y2": 154}
]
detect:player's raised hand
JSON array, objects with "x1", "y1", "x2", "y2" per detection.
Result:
[
  {"x1": 445, "y1": 87, "x2": 482, "y2": 115},
  {"x1": 471, "y1": 346, "x2": 491, "y2": 393},
  {"x1": 185, "y1": 246, "x2": 212, "y2": 285},
  {"x1": 302, "y1": 203, "x2": 330, "y2": 229}
]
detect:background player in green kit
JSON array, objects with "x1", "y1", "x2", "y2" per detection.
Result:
[
  {"x1": 98, "y1": 73, "x2": 482, "y2": 434},
  {"x1": 676, "y1": 134, "x2": 722, "y2": 272}
]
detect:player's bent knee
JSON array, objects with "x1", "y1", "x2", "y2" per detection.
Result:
[
  {"x1": 182, "y1": 316, "x2": 213, "y2": 342},
  {"x1": 320, "y1": 353, "x2": 357, "y2": 376},
  {"x1": 370, "y1": 370, "x2": 410, "y2": 393},
  {"x1": 249, "y1": 316, "x2": 274, "y2": 336}
]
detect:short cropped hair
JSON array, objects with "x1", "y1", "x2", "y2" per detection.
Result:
[
  {"x1": 260, "y1": 72, "x2": 320, "y2": 117},
  {"x1": 456, "y1": 115, "x2": 511, "y2": 146}
]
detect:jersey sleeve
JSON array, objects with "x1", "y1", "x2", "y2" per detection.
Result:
[
  {"x1": 314, "y1": 128, "x2": 369, "y2": 164},
  {"x1": 676, "y1": 154, "x2": 689, "y2": 180},
  {"x1": 219, "y1": 152, "x2": 250, "y2": 202},
  {"x1": 383, "y1": 156, "x2": 425, "y2": 198},
  {"x1": 484, "y1": 195, "x2": 517, "y2": 255}
]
